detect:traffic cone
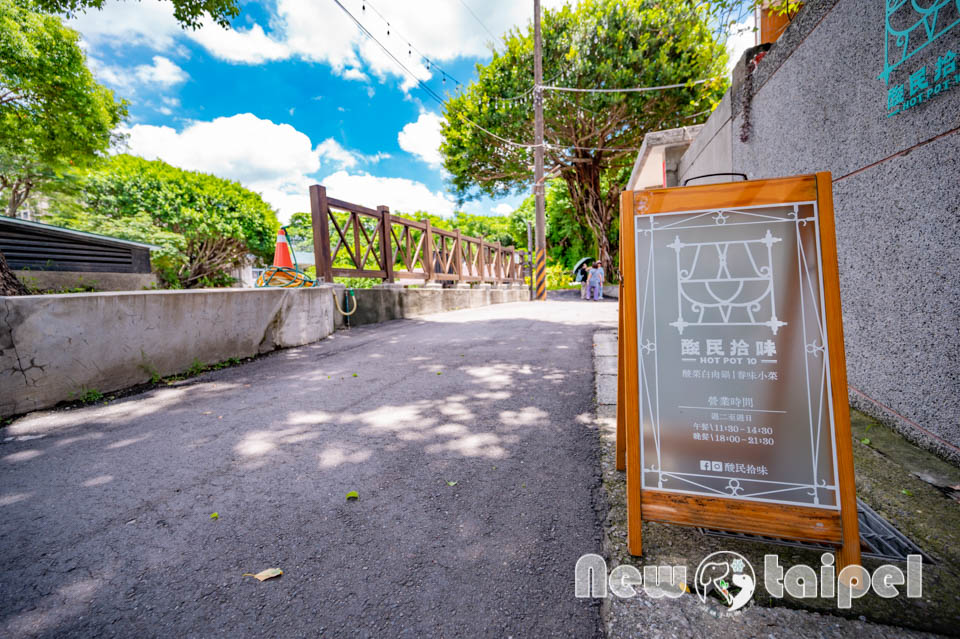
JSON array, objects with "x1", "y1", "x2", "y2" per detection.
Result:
[{"x1": 271, "y1": 229, "x2": 294, "y2": 268}]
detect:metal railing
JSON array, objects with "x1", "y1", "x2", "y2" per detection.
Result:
[{"x1": 309, "y1": 184, "x2": 525, "y2": 285}]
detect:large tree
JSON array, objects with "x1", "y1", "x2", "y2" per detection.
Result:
[
  {"x1": 441, "y1": 0, "x2": 728, "y2": 279},
  {"x1": 0, "y1": 0, "x2": 126, "y2": 218},
  {"x1": 42, "y1": 155, "x2": 280, "y2": 288},
  {"x1": 516, "y1": 179, "x2": 598, "y2": 270}
]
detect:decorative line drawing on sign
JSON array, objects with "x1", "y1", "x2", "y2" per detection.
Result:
[
  {"x1": 634, "y1": 202, "x2": 841, "y2": 509},
  {"x1": 878, "y1": 0, "x2": 960, "y2": 84},
  {"x1": 667, "y1": 229, "x2": 787, "y2": 335}
]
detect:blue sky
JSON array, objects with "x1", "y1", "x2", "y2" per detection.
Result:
[{"x1": 71, "y1": 0, "x2": 752, "y2": 222}]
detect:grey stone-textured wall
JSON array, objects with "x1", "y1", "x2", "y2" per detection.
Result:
[
  {"x1": 674, "y1": 0, "x2": 960, "y2": 461},
  {"x1": 1, "y1": 284, "x2": 531, "y2": 417}
]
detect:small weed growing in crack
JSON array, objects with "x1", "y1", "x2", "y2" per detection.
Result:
[{"x1": 71, "y1": 388, "x2": 104, "y2": 404}]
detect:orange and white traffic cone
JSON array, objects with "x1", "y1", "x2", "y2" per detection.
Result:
[{"x1": 271, "y1": 229, "x2": 294, "y2": 269}]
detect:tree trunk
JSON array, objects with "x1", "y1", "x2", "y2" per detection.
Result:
[
  {"x1": 3, "y1": 177, "x2": 32, "y2": 218},
  {"x1": 0, "y1": 250, "x2": 29, "y2": 296},
  {"x1": 563, "y1": 164, "x2": 620, "y2": 283}
]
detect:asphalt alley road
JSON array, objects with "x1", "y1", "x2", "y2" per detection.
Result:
[{"x1": 1, "y1": 296, "x2": 618, "y2": 638}]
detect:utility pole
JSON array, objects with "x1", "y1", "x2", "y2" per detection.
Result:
[
  {"x1": 526, "y1": 221, "x2": 534, "y2": 298},
  {"x1": 532, "y1": 0, "x2": 546, "y2": 301}
]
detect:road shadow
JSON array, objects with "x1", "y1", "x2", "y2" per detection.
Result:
[{"x1": 0, "y1": 301, "x2": 616, "y2": 638}]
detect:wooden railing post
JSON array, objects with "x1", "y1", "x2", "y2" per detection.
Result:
[
  {"x1": 378, "y1": 205, "x2": 394, "y2": 283},
  {"x1": 424, "y1": 218, "x2": 435, "y2": 281},
  {"x1": 455, "y1": 229, "x2": 463, "y2": 282},
  {"x1": 352, "y1": 211, "x2": 362, "y2": 270},
  {"x1": 478, "y1": 236, "x2": 486, "y2": 281},
  {"x1": 310, "y1": 184, "x2": 334, "y2": 283},
  {"x1": 495, "y1": 241, "x2": 502, "y2": 282}
]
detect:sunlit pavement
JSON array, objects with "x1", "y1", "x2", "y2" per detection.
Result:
[{"x1": 1, "y1": 297, "x2": 617, "y2": 638}]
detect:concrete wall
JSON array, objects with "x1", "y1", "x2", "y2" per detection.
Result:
[
  {"x1": 1, "y1": 287, "x2": 337, "y2": 417},
  {"x1": 335, "y1": 284, "x2": 530, "y2": 328},
  {"x1": 672, "y1": 0, "x2": 960, "y2": 461},
  {"x1": 1, "y1": 284, "x2": 530, "y2": 417},
  {"x1": 14, "y1": 270, "x2": 158, "y2": 292},
  {"x1": 676, "y1": 93, "x2": 733, "y2": 186}
]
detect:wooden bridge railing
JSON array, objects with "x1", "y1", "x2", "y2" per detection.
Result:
[{"x1": 309, "y1": 184, "x2": 525, "y2": 285}]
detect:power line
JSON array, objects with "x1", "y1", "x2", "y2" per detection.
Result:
[
  {"x1": 354, "y1": 0, "x2": 541, "y2": 101},
  {"x1": 548, "y1": 143, "x2": 641, "y2": 152},
  {"x1": 332, "y1": 0, "x2": 534, "y2": 149},
  {"x1": 456, "y1": 114, "x2": 536, "y2": 149},
  {"x1": 542, "y1": 77, "x2": 718, "y2": 93},
  {"x1": 455, "y1": 0, "x2": 498, "y2": 41},
  {"x1": 331, "y1": 0, "x2": 709, "y2": 155},
  {"x1": 332, "y1": 0, "x2": 446, "y2": 104},
  {"x1": 357, "y1": 0, "x2": 465, "y2": 89}
]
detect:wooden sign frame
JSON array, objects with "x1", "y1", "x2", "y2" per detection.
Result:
[{"x1": 617, "y1": 173, "x2": 862, "y2": 575}]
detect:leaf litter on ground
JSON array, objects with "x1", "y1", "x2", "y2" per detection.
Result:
[{"x1": 243, "y1": 568, "x2": 283, "y2": 581}]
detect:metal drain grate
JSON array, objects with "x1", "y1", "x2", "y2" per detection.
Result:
[{"x1": 697, "y1": 498, "x2": 934, "y2": 563}]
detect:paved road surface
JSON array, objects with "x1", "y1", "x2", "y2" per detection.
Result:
[{"x1": 1, "y1": 296, "x2": 617, "y2": 638}]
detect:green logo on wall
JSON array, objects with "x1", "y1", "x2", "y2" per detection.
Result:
[{"x1": 879, "y1": 0, "x2": 960, "y2": 117}]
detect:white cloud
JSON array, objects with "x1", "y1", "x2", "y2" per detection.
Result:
[
  {"x1": 120, "y1": 114, "x2": 393, "y2": 220},
  {"x1": 316, "y1": 138, "x2": 361, "y2": 169},
  {"x1": 317, "y1": 138, "x2": 391, "y2": 169},
  {"x1": 322, "y1": 171, "x2": 456, "y2": 217},
  {"x1": 87, "y1": 56, "x2": 136, "y2": 93},
  {"x1": 134, "y1": 56, "x2": 188, "y2": 87},
  {"x1": 398, "y1": 111, "x2": 444, "y2": 166},
  {"x1": 492, "y1": 203, "x2": 514, "y2": 215},
  {"x1": 121, "y1": 113, "x2": 321, "y2": 219},
  {"x1": 343, "y1": 68, "x2": 369, "y2": 82},
  {"x1": 71, "y1": 0, "x2": 181, "y2": 50},
  {"x1": 72, "y1": 0, "x2": 568, "y2": 91},
  {"x1": 187, "y1": 19, "x2": 290, "y2": 64},
  {"x1": 124, "y1": 113, "x2": 318, "y2": 183}
]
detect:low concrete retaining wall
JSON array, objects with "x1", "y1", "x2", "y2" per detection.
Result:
[
  {"x1": 339, "y1": 284, "x2": 530, "y2": 327},
  {"x1": 1, "y1": 284, "x2": 531, "y2": 417},
  {"x1": 1, "y1": 286, "x2": 337, "y2": 417}
]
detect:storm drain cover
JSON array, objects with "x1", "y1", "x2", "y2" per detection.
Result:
[{"x1": 697, "y1": 498, "x2": 934, "y2": 563}]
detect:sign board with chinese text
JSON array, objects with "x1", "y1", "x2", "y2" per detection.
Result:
[{"x1": 618, "y1": 174, "x2": 861, "y2": 575}]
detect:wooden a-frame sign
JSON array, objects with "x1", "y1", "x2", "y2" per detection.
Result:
[{"x1": 617, "y1": 173, "x2": 862, "y2": 575}]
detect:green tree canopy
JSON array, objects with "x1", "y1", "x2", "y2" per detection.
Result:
[
  {"x1": 0, "y1": 0, "x2": 126, "y2": 217},
  {"x1": 42, "y1": 155, "x2": 280, "y2": 288},
  {"x1": 441, "y1": 0, "x2": 728, "y2": 279},
  {"x1": 34, "y1": 0, "x2": 240, "y2": 29},
  {"x1": 515, "y1": 179, "x2": 597, "y2": 271},
  {"x1": 409, "y1": 210, "x2": 520, "y2": 248}
]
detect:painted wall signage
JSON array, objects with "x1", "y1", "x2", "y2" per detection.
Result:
[{"x1": 880, "y1": 0, "x2": 960, "y2": 117}]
